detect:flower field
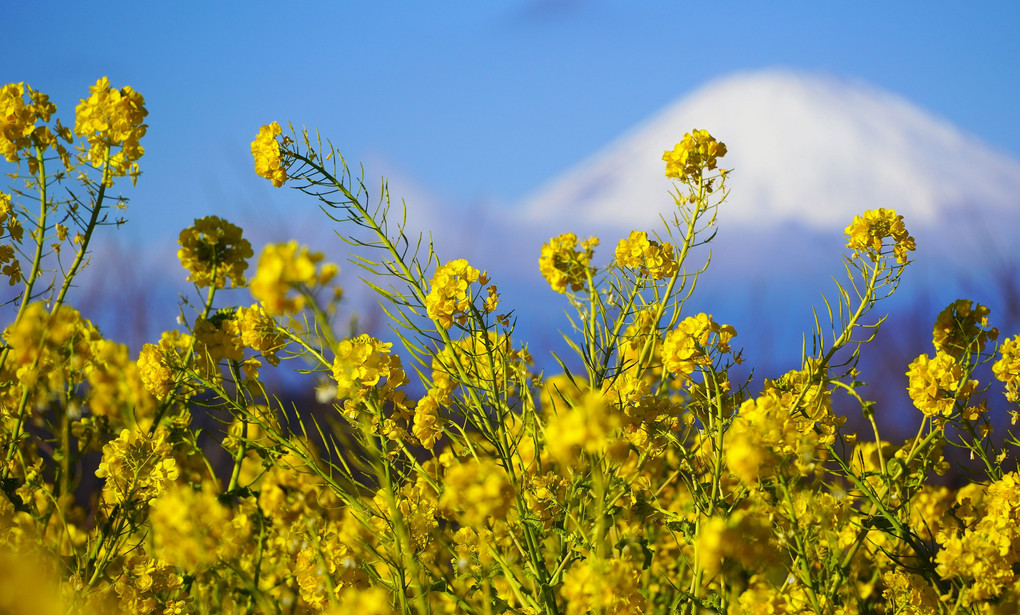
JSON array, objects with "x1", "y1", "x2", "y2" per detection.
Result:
[{"x1": 3, "y1": 79, "x2": 1020, "y2": 614}]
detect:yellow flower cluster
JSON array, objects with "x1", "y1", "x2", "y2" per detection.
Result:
[
  {"x1": 1, "y1": 302, "x2": 100, "y2": 411},
  {"x1": 439, "y1": 457, "x2": 514, "y2": 526},
  {"x1": 235, "y1": 303, "x2": 287, "y2": 366},
  {"x1": 194, "y1": 315, "x2": 245, "y2": 363},
  {"x1": 693, "y1": 511, "x2": 777, "y2": 578},
  {"x1": 726, "y1": 396, "x2": 813, "y2": 484},
  {"x1": 252, "y1": 121, "x2": 288, "y2": 187},
  {"x1": 250, "y1": 241, "x2": 339, "y2": 315},
  {"x1": 295, "y1": 528, "x2": 364, "y2": 610},
  {"x1": 521, "y1": 471, "x2": 568, "y2": 529},
  {"x1": 177, "y1": 215, "x2": 254, "y2": 289},
  {"x1": 412, "y1": 392, "x2": 444, "y2": 449},
  {"x1": 424, "y1": 258, "x2": 491, "y2": 329},
  {"x1": 935, "y1": 472, "x2": 1020, "y2": 604},
  {"x1": 906, "y1": 351, "x2": 975, "y2": 418},
  {"x1": 112, "y1": 553, "x2": 187, "y2": 614},
  {"x1": 0, "y1": 82, "x2": 60, "y2": 162},
  {"x1": 137, "y1": 329, "x2": 208, "y2": 400},
  {"x1": 332, "y1": 334, "x2": 407, "y2": 402},
  {"x1": 559, "y1": 556, "x2": 643, "y2": 615},
  {"x1": 544, "y1": 391, "x2": 621, "y2": 465},
  {"x1": 882, "y1": 569, "x2": 942, "y2": 613},
  {"x1": 614, "y1": 230, "x2": 678, "y2": 280},
  {"x1": 993, "y1": 334, "x2": 1020, "y2": 402},
  {"x1": 723, "y1": 360, "x2": 844, "y2": 484},
  {"x1": 150, "y1": 482, "x2": 251, "y2": 570},
  {"x1": 85, "y1": 338, "x2": 157, "y2": 423},
  {"x1": 933, "y1": 299, "x2": 998, "y2": 358},
  {"x1": 95, "y1": 428, "x2": 180, "y2": 507},
  {"x1": 74, "y1": 76, "x2": 147, "y2": 176},
  {"x1": 844, "y1": 207, "x2": 916, "y2": 264},
  {"x1": 538, "y1": 232, "x2": 598, "y2": 294},
  {"x1": 662, "y1": 128, "x2": 727, "y2": 180},
  {"x1": 661, "y1": 312, "x2": 737, "y2": 383}
]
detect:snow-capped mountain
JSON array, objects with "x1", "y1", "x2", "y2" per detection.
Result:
[{"x1": 517, "y1": 68, "x2": 1020, "y2": 237}]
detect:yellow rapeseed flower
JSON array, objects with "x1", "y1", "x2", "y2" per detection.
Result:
[
  {"x1": 1, "y1": 82, "x2": 59, "y2": 162},
  {"x1": 177, "y1": 215, "x2": 253, "y2": 289},
  {"x1": 538, "y1": 232, "x2": 597, "y2": 294},
  {"x1": 560, "y1": 556, "x2": 644, "y2": 615},
  {"x1": 993, "y1": 335, "x2": 1020, "y2": 402},
  {"x1": 95, "y1": 428, "x2": 180, "y2": 506},
  {"x1": 252, "y1": 121, "x2": 288, "y2": 187},
  {"x1": 331, "y1": 334, "x2": 406, "y2": 402},
  {"x1": 250, "y1": 240, "x2": 336, "y2": 315},
  {"x1": 425, "y1": 258, "x2": 483, "y2": 329},
  {"x1": 662, "y1": 129, "x2": 727, "y2": 181},
  {"x1": 844, "y1": 208, "x2": 916, "y2": 264},
  {"x1": 544, "y1": 391, "x2": 620, "y2": 465},
  {"x1": 661, "y1": 313, "x2": 736, "y2": 384},
  {"x1": 235, "y1": 303, "x2": 287, "y2": 365},
  {"x1": 74, "y1": 76, "x2": 147, "y2": 176},
  {"x1": 932, "y1": 299, "x2": 998, "y2": 359},
  {"x1": 906, "y1": 351, "x2": 974, "y2": 418},
  {"x1": 615, "y1": 230, "x2": 678, "y2": 280},
  {"x1": 412, "y1": 391, "x2": 444, "y2": 449},
  {"x1": 439, "y1": 457, "x2": 514, "y2": 527}
]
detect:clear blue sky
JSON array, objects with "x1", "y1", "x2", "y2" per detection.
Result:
[{"x1": 6, "y1": 1, "x2": 1020, "y2": 242}]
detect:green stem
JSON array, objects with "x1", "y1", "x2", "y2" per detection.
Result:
[{"x1": 52, "y1": 161, "x2": 111, "y2": 313}]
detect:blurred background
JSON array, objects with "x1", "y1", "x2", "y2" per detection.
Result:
[{"x1": 6, "y1": 1, "x2": 1020, "y2": 444}]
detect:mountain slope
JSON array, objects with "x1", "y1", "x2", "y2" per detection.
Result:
[{"x1": 517, "y1": 69, "x2": 1020, "y2": 236}]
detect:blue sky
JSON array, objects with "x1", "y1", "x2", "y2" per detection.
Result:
[{"x1": 7, "y1": 1, "x2": 1020, "y2": 245}]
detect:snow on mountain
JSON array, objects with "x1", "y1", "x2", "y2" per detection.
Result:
[{"x1": 517, "y1": 68, "x2": 1020, "y2": 238}]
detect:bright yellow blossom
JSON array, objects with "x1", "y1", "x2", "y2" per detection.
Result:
[
  {"x1": 74, "y1": 76, "x2": 147, "y2": 176},
  {"x1": 844, "y1": 208, "x2": 916, "y2": 264},
  {"x1": 95, "y1": 428, "x2": 180, "y2": 507},
  {"x1": 1, "y1": 82, "x2": 62, "y2": 163},
  {"x1": 332, "y1": 334, "x2": 406, "y2": 402},
  {"x1": 150, "y1": 482, "x2": 250, "y2": 569},
  {"x1": 544, "y1": 391, "x2": 621, "y2": 465},
  {"x1": 662, "y1": 129, "x2": 727, "y2": 181},
  {"x1": 560, "y1": 556, "x2": 644, "y2": 615},
  {"x1": 425, "y1": 258, "x2": 485, "y2": 329},
  {"x1": 235, "y1": 303, "x2": 286, "y2": 365},
  {"x1": 906, "y1": 351, "x2": 975, "y2": 418},
  {"x1": 439, "y1": 457, "x2": 514, "y2": 526},
  {"x1": 993, "y1": 334, "x2": 1020, "y2": 402},
  {"x1": 252, "y1": 121, "x2": 288, "y2": 186},
  {"x1": 538, "y1": 232, "x2": 598, "y2": 294},
  {"x1": 412, "y1": 391, "x2": 444, "y2": 449},
  {"x1": 615, "y1": 230, "x2": 678, "y2": 280},
  {"x1": 661, "y1": 312, "x2": 736, "y2": 383},
  {"x1": 177, "y1": 215, "x2": 253, "y2": 289}
]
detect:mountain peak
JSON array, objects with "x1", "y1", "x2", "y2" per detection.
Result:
[{"x1": 518, "y1": 68, "x2": 1020, "y2": 234}]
